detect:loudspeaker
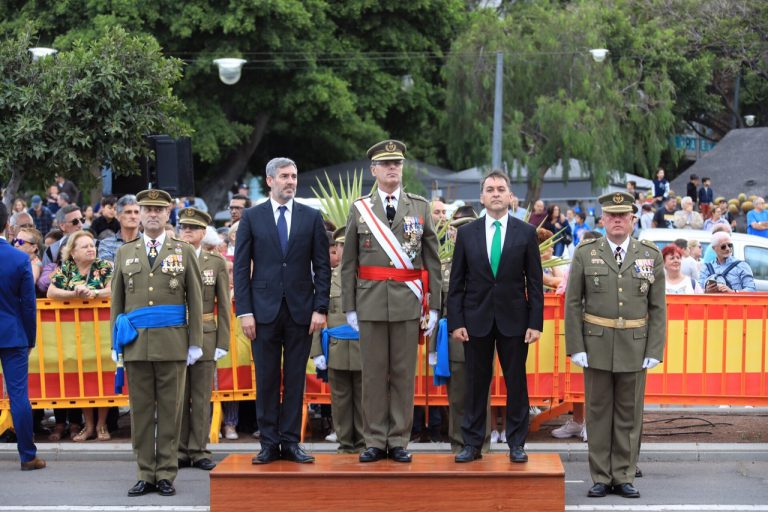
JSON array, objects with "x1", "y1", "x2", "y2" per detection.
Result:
[
  {"x1": 109, "y1": 136, "x2": 195, "y2": 197},
  {"x1": 150, "y1": 135, "x2": 195, "y2": 197}
]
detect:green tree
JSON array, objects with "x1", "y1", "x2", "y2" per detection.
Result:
[
  {"x1": 444, "y1": 1, "x2": 678, "y2": 201},
  {"x1": 2, "y1": 1, "x2": 467, "y2": 211},
  {"x1": 0, "y1": 28, "x2": 186, "y2": 208}
]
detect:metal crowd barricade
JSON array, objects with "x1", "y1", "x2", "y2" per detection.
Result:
[{"x1": 3, "y1": 294, "x2": 768, "y2": 441}]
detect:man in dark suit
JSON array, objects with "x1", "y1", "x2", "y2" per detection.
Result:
[
  {"x1": 234, "y1": 157, "x2": 331, "y2": 464},
  {"x1": 448, "y1": 171, "x2": 544, "y2": 464},
  {"x1": 0, "y1": 202, "x2": 45, "y2": 471}
]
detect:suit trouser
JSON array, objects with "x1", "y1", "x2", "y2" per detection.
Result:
[
  {"x1": 584, "y1": 367, "x2": 646, "y2": 486},
  {"x1": 359, "y1": 320, "x2": 419, "y2": 450},
  {"x1": 329, "y1": 368, "x2": 365, "y2": 452},
  {"x1": 126, "y1": 360, "x2": 186, "y2": 483},
  {"x1": 178, "y1": 360, "x2": 216, "y2": 462},
  {"x1": 252, "y1": 300, "x2": 311, "y2": 448},
  {"x1": 446, "y1": 360, "x2": 492, "y2": 453},
  {"x1": 0, "y1": 347, "x2": 36, "y2": 463},
  {"x1": 462, "y1": 325, "x2": 529, "y2": 449}
]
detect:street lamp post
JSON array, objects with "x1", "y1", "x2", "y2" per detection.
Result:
[{"x1": 491, "y1": 51, "x2": 504, "y2": 171}]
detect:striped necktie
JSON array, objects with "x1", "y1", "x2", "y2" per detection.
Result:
[{"x1": 614, "y1": 246, "x2": 623, "y2": 268}]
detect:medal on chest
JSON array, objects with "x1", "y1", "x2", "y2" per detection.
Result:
[
  {"x1": 634, "y1": 258, "x2": 655, "y2": 284},
  {"x1": 402, "y1": 216, "x2": 424, "y2": 260},
  {"x1": 162, "y1": 254, "x2": 185, "y2": 290},
  {"x1": 202, "y1": 268, "x2": 216, "y2": 286}
]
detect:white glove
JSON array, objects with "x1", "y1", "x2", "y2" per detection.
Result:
[
  {"x1": 570, "y1": 352, "x2": 588, "y2": 368},
  {"x1": 187, "y1": 346, "x2": 203, "y2": 366},
  {"x1": 214, "y1": 348, "x2": 228, "y2": 361},
  {"x1": 642, "y1": 357, "x2": 660, "y2": 370},
  {"x1": 313, "y1": 355, "x2": 327, "y2": 370},
  {"x1": 346, "y1": 311, "x2": 359, "y2": 332},
  {"x1": 424, "y1": 310, "x2": 439, "y2": 337},
  {"x1": 111, "y1": 350, "x2": 118, "y2": 363},
  {"x1": 428, "y1": 352, "x2": 437, "y2": 367}
]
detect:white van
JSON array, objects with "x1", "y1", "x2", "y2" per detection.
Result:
[{"x1": 638, "y1": 228, "x2": 768, "y2": 291}]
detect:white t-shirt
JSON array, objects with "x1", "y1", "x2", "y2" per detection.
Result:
[{"x1": 665, "y1": 275, "x2": 698, "y2": 294}]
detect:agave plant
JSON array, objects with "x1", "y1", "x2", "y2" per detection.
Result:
[{"x1": 311, "y1": 170, "x2": 364, "y2": 228}]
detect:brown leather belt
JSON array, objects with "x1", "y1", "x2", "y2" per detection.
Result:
[
  {"x1": 583, "y1": 313, "x2": 646, "y2": 329},
  {"x1": 202, "y1": 313, "x2": 215, "y2": 322}
]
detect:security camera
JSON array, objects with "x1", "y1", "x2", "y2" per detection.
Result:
[
  {"x1": 213, "y1": 58, "x2": 247, "y2": 85},
  {"x1": 589, "y1": 48, "x2": 609, "y2": 63},
  {"x1": 744, "y1": 115, "x2": 756, "y2": 127},
  {"x1": 29, "y1": 47, "x2": 57, "y2": 61}
]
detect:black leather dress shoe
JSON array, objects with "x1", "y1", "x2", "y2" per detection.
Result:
[
  {"x1": 389, "y1": 446, "x2": 413, "y2": 463},
  {"x1": 359, "y1": 447, "x2": 387, "y2": 462},
  {"x1": 635, "y1": 467, "x2": 643, "y2": 478},
  {"x1": 177, "y1": 459, "x2": 191, "y2": 468},
  {"x1": 587, "y1": 483, "x2": 611, "y2": 498},
  {"x1": 157, "y1": 479, "x2": 176, "y2": 497},
  {"x1": 613, "y1": 483, "x2": 640, "y2": 498},
  {"x1": 127, "y1": 480, "x2": 157, "y2": 497},
  {"x1": 509, "y1": 446, "x2": 528, "y2": 463},
  {"x1": 455, "y1": 445, "x2": 482, "y2": 463},
  {"x1": 252, "y1": 445, "x2": 281, "y2": 464},
  {"x1": 192, "y1": 458, "x2": 217, "y2": 470},
  {"x1": 281, "y1": 444, "x2": 315, "y2": 463}
]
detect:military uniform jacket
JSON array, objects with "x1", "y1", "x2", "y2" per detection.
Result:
[
  {"x1": 111, "y1": 237, "x2": 204, "y2": 362},
  {"x1": 428, "y1": 258, "x2": 464, "y2": 363},
  {"x1": 565, "y1": 237, "x2": 666, "y2": 372},
  {"x1": 341, "y1": 191, "x2": 442, "y2": 322},
  {"x1": 199, "y1": 250, "x2": 231, "y2": 362},
  {"x1": 311, "y1": 268, "x2": 362, "y2": 371}
]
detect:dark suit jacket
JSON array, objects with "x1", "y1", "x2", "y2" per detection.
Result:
[
  {"x1": 447, "y1": 215, "x2": 544, "y2": 338},
  {"x1": 0, "y1": 238, "x2": 36, "y2": 348},
  {"x1": 234, "y1": 200, "x2": 330, "y2": 325},
  {"x1": 698, "y1": 186, "x2": 713, "y2": 205}
]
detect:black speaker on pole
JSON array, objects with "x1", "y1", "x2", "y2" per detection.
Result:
[{"x1": 110, "y1": 135, "x2": 194, "y2": 197}]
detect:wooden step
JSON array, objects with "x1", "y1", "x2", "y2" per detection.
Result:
[{"x1": 211, "y1": 453, "x2": 564, "y2": 511}]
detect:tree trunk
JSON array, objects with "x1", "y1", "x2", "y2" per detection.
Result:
[
  {"x1": 199, "y1": 113, "x2": 270, "y2": 215},
  {"x1": 2, "y1": 166, "x2": 23, "y2": 210},
  {"x1": 524, "y1": 164, "x2": 550, "y2": 203}
]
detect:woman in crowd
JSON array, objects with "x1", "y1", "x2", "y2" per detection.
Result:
[
  {"x1": 542, "y1": 205, "x2": 571, "y2": 257},
  {"x1": 13, "y1": 227, "x2": 44, "y2": 285},
  {"x1": 47, "y1": 231, "x2": 113, "y2": 441},
  {"x1": 663, "y1": 244, "x2": 702, "y2": 294},
  {"x1": 13, "y1": 197, "x2": 28, "y2": 215},
  {"x1": 538, "y1": 228, "x2": 567, "y2": 291},
  {"x1": 81, "y1": 205, "x2": 94, "y2": 231}
]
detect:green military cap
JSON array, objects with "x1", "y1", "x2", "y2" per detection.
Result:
[
  {"x1": 136, "y1": 189, "x2": 173, "y2": 207},
  {"x1": 599, "y1": 191, "x2": 638, "y2": 214},
  {"x1": 178, "y1": 207, "x2": 212, "y2": 228},
  {"x1": 333, "y1": 227, "x2": 346, "y2": 244},
  {"x1": 367, "y1": 139, "x2": 406, "y2": 161}
]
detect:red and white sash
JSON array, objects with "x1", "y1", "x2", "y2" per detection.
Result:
[{"x1": 354, "y1": 198, "x2": 424, "y2": 302}]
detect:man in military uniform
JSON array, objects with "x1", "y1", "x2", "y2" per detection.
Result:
[
  {"x1": 311, "y1": 228, "x2": 364, "y2": 453},
  {"x1": 565, "y1": 192, "x2": 666, "y2": 499},
  {"x1": 341, "y1": 139, "x2": 442, "y2": 463},
  {"x1": 111, "y1": 189, "x2": 203, "y2": 497},
  {"x1": 176, "y1": 208, "x2": 231, "y2": 471}
]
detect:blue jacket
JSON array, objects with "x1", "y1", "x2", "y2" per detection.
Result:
[{"x1": 0, "y1": 238, "x2": 37, "y2": 348}]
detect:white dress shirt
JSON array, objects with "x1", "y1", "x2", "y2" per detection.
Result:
[
  {"x1": 485, "y1": 213, "x2": 509, "y2": 263},
  {"x1": 143, "y1": 232, "x2": 167, "y2": 256},
  {"x1": 377, "y1": 188, "x2": 401, "y2": 212},
  {"x1": 270, "y1": 198, "x2": 294, "y2": 239},
  {"x1": 606, "y1": 236, "x2": 630, "y2": 265}
]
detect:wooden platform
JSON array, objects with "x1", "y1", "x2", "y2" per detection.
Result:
[{"x1": 210, "y1": 453, "x2": 564, "y2": 511}]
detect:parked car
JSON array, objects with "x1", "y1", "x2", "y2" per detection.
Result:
[{"x1": 639, "y1": 228, "x2": 768, "y2": 291}]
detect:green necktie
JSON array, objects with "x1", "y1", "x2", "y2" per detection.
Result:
[{"x1": 491, "y1": 220, "x2": 502, "y2": 277}]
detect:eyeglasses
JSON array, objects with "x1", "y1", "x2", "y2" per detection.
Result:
[
  {"x1": 12, "y1": 239, "x2": 31, "y2": 246},
  {"x1": 69, "y1": 218, "x2": 82, "y2": 226},
  {"x1": 719, "y1": 243, "x2": 734, "y2": 250}
]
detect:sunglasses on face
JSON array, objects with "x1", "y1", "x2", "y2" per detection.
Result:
[
  {"x1": 12, "y1": 239, "x2": 32, "y2": 246},
  {"x1": 719, "y1": 243, "x2": 734, "y2": 250},
  {"x1": 69, "y1": 218, "x2": 82, "y2": 226}
]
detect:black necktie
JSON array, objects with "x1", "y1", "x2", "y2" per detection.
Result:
[
  {"x1": 148, "y1": 239, "x2": 159, "y2": 267},
  {"x1": 277, "y1": 205, "x2": 288, "y2": 255},
  {"x1": 614, "y1": 246, "x2": 623, "y2": 268},
  {"x1": 386, "y1": 195, "x2": 396, "y2": 225}
]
